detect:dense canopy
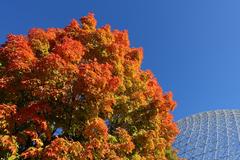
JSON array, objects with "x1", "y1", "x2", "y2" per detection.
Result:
[{"x1": 0, "y1": 13, "x2": 179, "y2": 159}]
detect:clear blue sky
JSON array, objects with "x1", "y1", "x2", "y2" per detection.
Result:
[{"x1": 1, "y1": 0, "x2": 240, "y2": 120}]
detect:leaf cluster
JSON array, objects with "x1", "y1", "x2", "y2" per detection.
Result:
[{"x1": 0, "y1": 13, "x2": 180, "y2": 160}]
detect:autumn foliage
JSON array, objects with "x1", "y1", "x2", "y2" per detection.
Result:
[{"x1": 0, "y1": 13, "x2": 179, "y2": 159}]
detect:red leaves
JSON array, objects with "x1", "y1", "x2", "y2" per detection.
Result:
[
  {"x1": 16, "y1": 102, "x2": 51, "y2": 140},
  {"x1": 16, "y1": 102, "x2": 51, "y2": 124}
]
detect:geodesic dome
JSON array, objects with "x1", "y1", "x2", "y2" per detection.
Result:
[{"x1": 173, "y1": 110, "x2": 240, "y2": 160}]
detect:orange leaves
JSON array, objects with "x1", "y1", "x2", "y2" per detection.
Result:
[
  {"x1": 159, "y1": 112, "x2": 180, "y2": 143},
  {"x1": 65, "y1": 19, "x2": 81, "y2": 34},
  {"x1": 112, "y1": 30, "x2": 130, "y2": 48},
  {"x1": 0, "y1": 34, "x2": 36, "y2": 73},
  {"x1": 28, "y1": 28, "x2": 55, "y2": 42},
  {"x1": 125, "y1": 48, "x2": 143, "y2": 64},
  {"x1": 36, "y1": 53, "x2": 79, "y2": 79},
  {"x1": 0, "y1": 135, "x2": 18, "y2": 159},
  {"x1": 82, "y1": 118, "x2": 111, "y2": 159},
  {"x1": 111, "y1": 128, "x2": 135, "y2": 155},
  {"x1": 80, "y1": 12, "x2": 97, "y2": 30},
  {"x1": 108, "y1": 76, "x2": 121, "y2": 92},
  {"x1": 25, "y1": 53, "x2": 79, "y2": 101},
  {"x1": 42, "y1": 138, "x2": 84, "y2": 160},
  {"x1": 23, "y1": 129, "x2": 38, "y2": 139},
  {"x1": 54, "y1": 37, "x2": 84, "y2": 64},
  {"x1": 0, "y1": 13, "x2": 179, "y2": 159},
  {"x1": 0, "y1": 104, "x2": 16, "y2": 120},
  {"x1": 36, "y1": 53, "x2": 67, "y2": 75},
  {"x1": 123, "y1": 48, "x2": 144, "y2": 77},
  {"x1": 163, "y1": 92, "x2": 177, "y2": 111},
  {"x1": 21, "y1": 147, "x2": 42, "y2": 159},
  {"x1": 0, "y1": 104, "x2": 16, "y2": 133},
  {"x1": 76, "y1": 61, "x2": 120, "y2": 96},
  {"x1": 84, "y1": 118, "x2": 108, "y2": 140},
  {"x1": 42, "y1": 138, "x2": 72, "y2": 160}
]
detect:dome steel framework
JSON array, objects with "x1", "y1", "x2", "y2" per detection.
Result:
[{"x1": 173, "y1": 110, "x2": 240, "y2": 160}]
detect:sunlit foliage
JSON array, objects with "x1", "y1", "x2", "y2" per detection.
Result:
[{"x1": 0, "y1": 13, "x2": 180, "y2": 159}]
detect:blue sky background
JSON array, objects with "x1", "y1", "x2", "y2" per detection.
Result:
[{"x1": 1, "y1": 0, "x2": 240, "y2": 120}]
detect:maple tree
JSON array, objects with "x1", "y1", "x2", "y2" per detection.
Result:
[{"x1": 0, "y1": 13, "x2": 180, "y2": 159}]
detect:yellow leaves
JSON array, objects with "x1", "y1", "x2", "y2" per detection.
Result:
[
  {"x1": 108, "y1": 134, "x2": 118, "y2": 144},
  {"x1": 131, "y1": 153, "x2": 144, "y2": 160},
  {"x1": 28, "y1": 28, "x2": 60, "y2": 57},
  {"x1": 133, "y1": 129, "x2": 168, "y2": 158},
  {"x1": 124, "y1": 78, "x2": 133, "y2": 89},
  {"x1": 68, "y1": 141, "x2": 83, "y2": 158},
  {"x1": 21, "y1": 147, "x2": 43, "y2": 159},
  {"x1": 28, "y1": 28, "x2": 50, "y2": 55},
  {"x1": 33, "y1": 138, "x2": 44, "y2": 148},
  {"x1": 0, "y1": 104, "x2": 16, "y2": 133},
  {"x1": 0, "y1": 135, "x2": 18, "y2": 158},
  {"x1": 95, "y1": 24, "x2": 115, "y2": 47},
  {"x1": 31, "y1": 38, "x2": 50, "y2": 56},
  {"x1": 112, "y1": 60, "x2": 125, "y2": 76}
]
